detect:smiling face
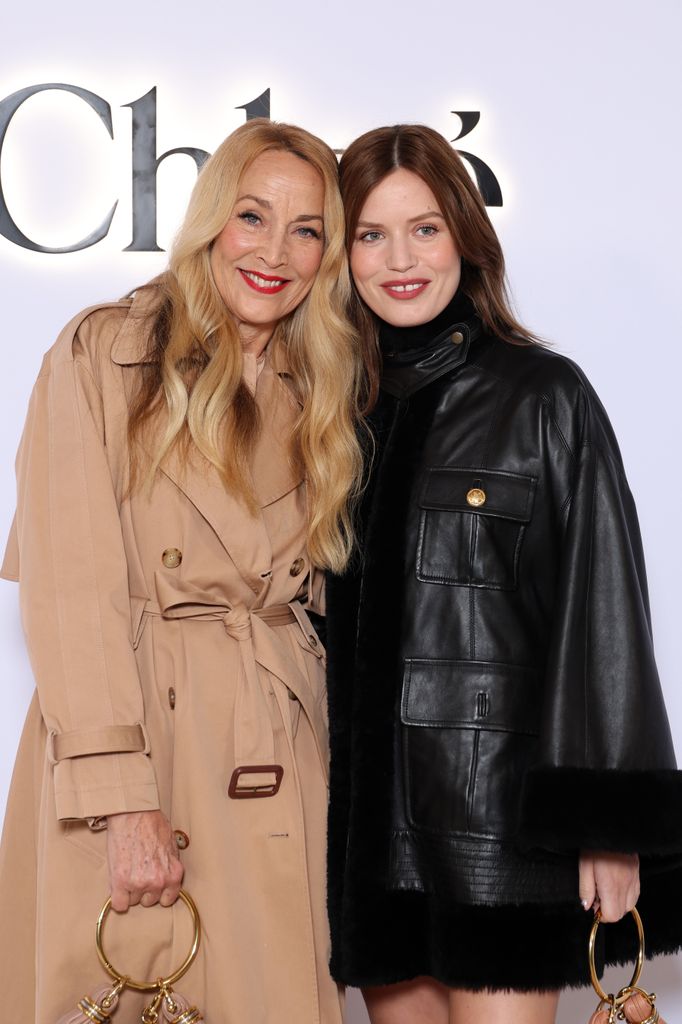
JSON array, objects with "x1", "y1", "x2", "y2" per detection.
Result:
[
  {"x1": 210, "y1": 149, "x2": 325, "y2": 349},
  {"x1": 349, "y1": 167, "x2": 461, "y2": 327}
]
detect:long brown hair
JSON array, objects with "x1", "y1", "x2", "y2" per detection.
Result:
[
  {"x1": 128, "y1": 118, "x2": 364, "y2": 572},
  {"x1": 339, "y1": 124, "x2": 540, "y2": 408}
]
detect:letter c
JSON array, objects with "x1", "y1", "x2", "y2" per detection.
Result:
[{"x1": 0, "y1": 83, "x2": 117, "y2": 253}]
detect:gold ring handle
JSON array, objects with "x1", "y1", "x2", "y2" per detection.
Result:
[
  {"x1": 96, "y1": 889, "x2": 201, "y2": 992},
  {"x1": 589, "y1": 907, "x2": 644, "y2": 1005}
]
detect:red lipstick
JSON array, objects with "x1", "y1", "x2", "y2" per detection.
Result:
[{"x1": 239, "y1": 269, "x2": 290, "y2": 294}]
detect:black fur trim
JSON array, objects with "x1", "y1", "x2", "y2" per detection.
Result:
[
  {"x1": 329, "y1": 864, "x2": 682, "y2": 991},
  {"x1": 519, "y1": 766, "x2": 682, "y2": 855}
]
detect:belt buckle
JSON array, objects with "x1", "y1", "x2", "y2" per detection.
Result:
[{"x1": 228, "y1": 764, "x2": 284, "y2": 799}]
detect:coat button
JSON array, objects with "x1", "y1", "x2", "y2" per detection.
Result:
[
  {"x1": 451, "y1": 331, "x2": 464, "y2": 345},
  {"x1": 168, "y1": 687, "x2": 176, "y2": 710},
  {"x1": 308, "y1": 634, "x2": 318, "y2": 648},
  {"x1": 162, "y1": 547, "x2": 182, "y2": 569},
  {"x1": 289, "y1": 557, "x2": 305, "y2": 577},
  {"x1": 174, "y1": 829, "x2": 190, "y2": 850},
  {"x1": 287, "y1": 688, "x2": 298, "y2": 701},
  {"x1": 466, "y1": 487, "x2": 487, "y2": 507}
]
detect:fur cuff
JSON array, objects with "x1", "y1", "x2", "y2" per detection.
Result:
[{"x1": 519, "y1": 766, "x2": 682, "y2": 855}]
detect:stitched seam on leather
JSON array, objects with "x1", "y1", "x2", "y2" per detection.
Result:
[
  {"x1": 466, "y1": 730, "x2": 480, "y2": 832},
  {"x1": 584, "y1": 446, "x2": 598, "y2": 764},
  {"x1": 469, "y1": 586, "x2": 476, "y2": 660},
  {"x1": 538, "y1": 394, "x2": 577, "y2": 461},
  {"x1": 478, "y1": 382, "x2": 507, "y2": 469},
  {"x1": 401, "y1": 660, "x2": 413, "y2": 721},
  {"x1": 415, "y1": 510, "x2": 428, "y2": 582},
  {"x1": 511, "y1": 524, "x2": 526, "y2": 587},
  {"x1": 468, "y1": 514, "x2": 477, "y2": 586},
  {"x1": 559, "y1": 442, "x2": 591, "y2": 524}
]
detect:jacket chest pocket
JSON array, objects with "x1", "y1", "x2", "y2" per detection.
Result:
[
  {"x1": 416, "y1": 467, "x2": 536, "y2": 591},
  {"x1": 401, "y1": 659, "x2": 540, "y2": 839}
]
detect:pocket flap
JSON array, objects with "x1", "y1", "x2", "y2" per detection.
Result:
[
  {"x1": 401, "y1": 659, "x2": 540, "y2": 735},
  {"x1": 420, "y1": 467, "x2": 536, "y2": 522}
]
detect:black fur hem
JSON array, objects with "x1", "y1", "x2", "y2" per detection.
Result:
[
  {"x1": 329, "y1": 863, "x2": 682, "y2": 992},
  {"x1": 519, "y1": 766, "x2": 682, "y2": 855}
]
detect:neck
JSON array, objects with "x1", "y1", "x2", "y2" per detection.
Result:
[
  {"x1": 238, "y1": 321, "x2": 275, "y2": 359},
  {"x1": 378, "y1": 289, "x2": 475, "y2": 356}
]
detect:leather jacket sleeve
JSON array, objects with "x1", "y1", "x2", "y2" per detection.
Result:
[{"x1": 519, "y1": 378, "x2": 682, "y2": 856}]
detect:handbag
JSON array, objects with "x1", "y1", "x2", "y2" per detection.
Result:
[
  {"x1": 54, "y1": 889, "x2": 205, "y2": 1023},
  {"x1": 587, "y1": 907, "x2": 667, "y2": 1023}
]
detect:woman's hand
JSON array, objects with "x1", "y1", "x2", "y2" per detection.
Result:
[
  {"x1": 579, "y1": 850, "x2": 640, "y2": 922},
  {"x1": 106, "y1": 810, "x2": 184, "y2": 912}
]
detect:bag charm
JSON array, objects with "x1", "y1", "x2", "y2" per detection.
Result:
[
  {"x1": 54, "y1": 889, "x2": 204, "y2": 1024},
  {"x1": 588, "y1": 908, "x2": 666, "y2": 1023},
  {"x1": 54, "y1": 980, "x2": 126, "y2": 1024}
]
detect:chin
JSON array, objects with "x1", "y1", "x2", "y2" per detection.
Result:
[{"x1": 380, "y1": 306, "x2": 432, "y2": 328}]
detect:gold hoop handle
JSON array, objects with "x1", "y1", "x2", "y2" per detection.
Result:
[
  {"x1": 96, "y1": 889, "x2": 201, "y2": 992},
  {"x1": 589, "y1": 906, "x2": 644, "y2": 1006}
]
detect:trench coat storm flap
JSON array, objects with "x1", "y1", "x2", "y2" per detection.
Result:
[
  {"x1": 0, "y1": 289, "x2": 343, "y2": 1024},
  {"x1": 325, "y1": 314, "x2": 682, "y2": 992}
]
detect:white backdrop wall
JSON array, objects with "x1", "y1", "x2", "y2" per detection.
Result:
[{"x1": 1, "y1": 2, "x2": 680, "y2": 1020}]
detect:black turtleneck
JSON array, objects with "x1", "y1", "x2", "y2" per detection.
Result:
[{"x1": 378, "y1": 288, "x2": 476, "y2": 359}]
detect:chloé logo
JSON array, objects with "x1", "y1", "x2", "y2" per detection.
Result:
[{"x1": 0, "y1": 85, "x2": 503, "y2": 255}]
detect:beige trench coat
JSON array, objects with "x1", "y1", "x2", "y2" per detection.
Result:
[{"x1": 0, "y1": 290, "x2": 343, "y2": 1023}]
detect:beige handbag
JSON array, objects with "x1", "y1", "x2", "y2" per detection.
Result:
[
  {"x1": 588, "y1": 908, "x2": 666, "y2": 1023},
  {"x1": 54, "y1": 890, "x2": 204, "y2": 1023}
]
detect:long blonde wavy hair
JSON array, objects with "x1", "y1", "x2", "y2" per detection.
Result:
[{"x1": 128, "y1": 119, "x2": 364, "y2": 572}]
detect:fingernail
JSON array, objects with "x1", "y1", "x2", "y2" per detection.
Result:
[{"x1": 581, "y1": 899, "x2": 590, "y2": 910}]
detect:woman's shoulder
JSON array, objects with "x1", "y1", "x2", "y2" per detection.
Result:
[
  {"x1": 39, "y1": 284, "x2": 162, "y2": 382},
  {"x1": 479, "y1": 335, "x2": 617, "y2": 457}
]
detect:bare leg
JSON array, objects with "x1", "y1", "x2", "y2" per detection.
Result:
[
  {"x1": 362, "y1": 977, "x2": 450, "y2": 1024},
  {"x1": 449, "y1": 988, "x2": 560, "y2": 1024}
]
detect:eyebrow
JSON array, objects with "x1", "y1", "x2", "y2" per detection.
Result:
[
  {"x1": 236, "y1": 194, "x2": 324, "y2": 224},
  {"x1": 236, "y1": 194, "x2": 271, "y2": 209},
  {"x1": 357, "y1": 210, "x2": 445, "y2": 228}
]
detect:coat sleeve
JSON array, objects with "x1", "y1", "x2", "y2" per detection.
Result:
[
  {"x1": 1, "y1": 311, "x2": 160, "y2": 820},
  {"x1": 518, "y1": 377, "x2": 682, "y2": 856}
]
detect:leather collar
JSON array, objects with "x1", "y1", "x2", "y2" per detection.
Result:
[{"x1": 380, "y1": 316, "x2": 482, "y2": 399}]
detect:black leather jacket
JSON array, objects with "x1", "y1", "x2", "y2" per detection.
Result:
[{"x1": 326, "y1": 314, "x2": 682, "y2": 987}]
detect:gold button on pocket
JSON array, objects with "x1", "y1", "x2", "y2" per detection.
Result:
[
  {"x1": 174, "y1": 829, "x2": 190, "y2": 850},
  {"x1": 466, "y1": 487, "x2": 487, "y2": 507},
  {"x1": 450, "y1": 331, "x2": 464, "y2": 345},
  {"x1": 162, "y1": 547, "x2": 182, "y2": 569},
  {"x1": 289, "y1": 557, "x2": 305, "y2": 577}
]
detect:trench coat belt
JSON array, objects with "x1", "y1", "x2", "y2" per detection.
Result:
[{"x1": 143, "y1": 574, "x2": 325, "y2": 795}]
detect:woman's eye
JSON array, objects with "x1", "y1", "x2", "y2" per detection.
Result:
[
  {"x1": 358, "y1": 230, "x2": 383, "y2": 243},
  {"x1": 416, "y1": 224, "x2": 438, "y2": 237},
  {"x1": 238, "y1": 211, "x2": 261, "y2": 226},
  {"x1": 296, "y1": 226, "x2": 321, "y2": 240}
]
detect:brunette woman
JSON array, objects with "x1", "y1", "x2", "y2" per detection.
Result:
[
  {"x1": 325, "y1": 124, "x2": 682, "y2": 1023},
  {"x1": 0, "y1": 118, "x2": 363, "y2": 1023}
]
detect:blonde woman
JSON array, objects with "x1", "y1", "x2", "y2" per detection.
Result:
[{"x1": 0, "y1": 119, "x2": 363, "y2": 1023}]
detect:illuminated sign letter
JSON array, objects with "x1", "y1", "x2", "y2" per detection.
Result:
[
  {"x1": 0, "y1": 83, "x2": 117, "y2": 253},
  {"x1": 451, "y1": 111, "x2": 503, "y2": 207},
  {"x1": 236, "y1": 89, "x2": 270, "y2": 121},
  {"x1": 124, "y1": 87, "x2": 210, "y2": 252}
]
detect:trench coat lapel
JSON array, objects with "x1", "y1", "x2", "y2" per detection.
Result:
[{"x1": 111, "y1": 289, "x2": 304, "y2": 595}]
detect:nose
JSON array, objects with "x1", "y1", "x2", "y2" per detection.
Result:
[
  {"x1": 257, "y1": 226, "x2": 288, "y2": 268},
  {"x1": 386, "y1": 233, "x2": 416, "y2": 273}
]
